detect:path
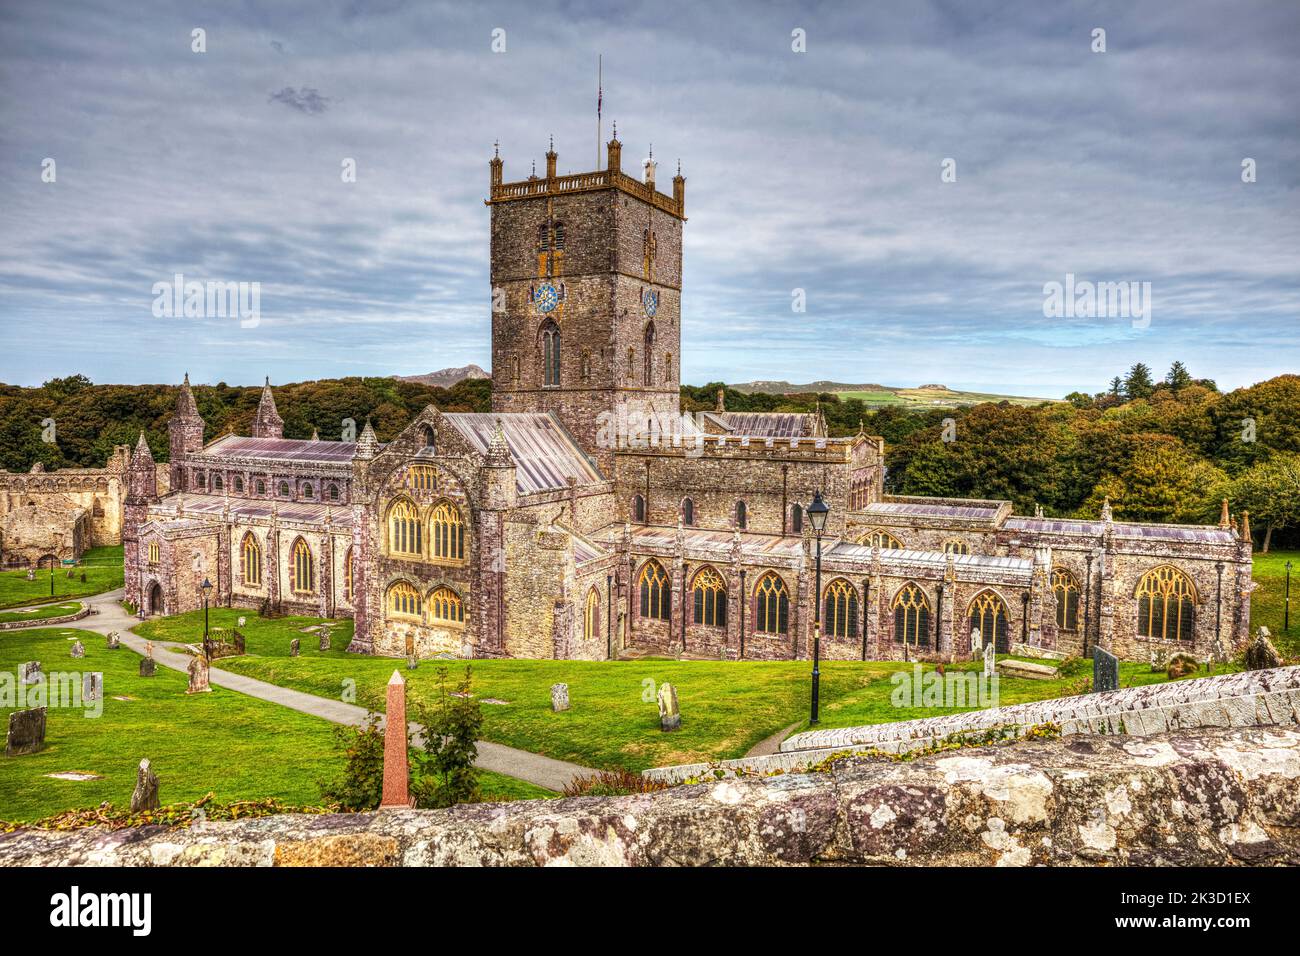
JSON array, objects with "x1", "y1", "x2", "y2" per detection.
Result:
[
  {"x1": 72, "y1": 589, "x2": 594, "y2": 793},
  {"x1": 744, "y1": 721, "x2": 801, "y2": 758}
]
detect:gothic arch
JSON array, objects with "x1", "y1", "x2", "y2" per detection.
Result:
[
  {"x1": 637, "y1": 559, "x2": 670, "y2": 621},
  {"x1": 387, "y1": 497, "x2": 423, "y2": 557},
  {"x1": 691, "y1": 565, "x2": 727, "y2": 627},
  {"x1": 858, "y1": 527, "x2": 903, "y2": 549},
  {"x1": 1134, "y1": 565, "x2": 1197, "y2": 642},
  {"x1": 891, "y1": 582, "x2": 931, "y2": 647},
  {"x1": 822, "y1": 577, "x2": 859, "y2": 639},
  {"x1": 967, "y1": 588, "x2": 1010, "y2": 653},
  {"x1": 752, "y1": 571, "x2": 790, "y2": 635},
  {"x1": 539, "y1": 319, "x2": 561, "y2": 387},
  {"x1": 1051, "y1": 567, "x2": 1080, "y2": 631}
]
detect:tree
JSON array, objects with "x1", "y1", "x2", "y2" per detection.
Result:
[
  {"x1": 1082, "y1": 435, "x2": 1227, "y2": 524},
  {"x1": 1164, "y1": 361, "x2": 1193, "y2": 391},
  {"x1": 1122, "y1": 363, "x2": 1155, "y2": 400},
  {"x1": 411, "y1": 666, "x2": 483, "y2": 809},
  {"x1": 1227, "y1": 453, "x2": 1300, "y2": 552},
  {"x1": 1108, "y1": 376, "x2": 1124, "y2": 396}
]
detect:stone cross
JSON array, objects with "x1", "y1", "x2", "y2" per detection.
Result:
[
  {"x1": 657, "y1": 682, "x2": 681, "y2": 731},
  {"x1": 19, "y1": 661, "x2": 42, "y2": 685},
  {"x1": 290, "y1": 638, "x2": 300, "y2": 657},
  {"x1": 380, "y1": 671, "x2": 411, "y2": 808},
  {"x1": 983, "y1": 643, "x2": 995, "y2": 678},
  {"x1": 82, "y1": 672, "x2": 102, "y2": 703},
  {"x1": 187, "y1": 653, "x2": 211, "y2": 694},
  {"x1": 139, "y1": 657, "x2": 156, "y2": 678},
  {"x1": 69, "y1": 640, "x2": 85, "y2": 659},
  {"x1": 5, "y1": 707, "x2": 46, "y2": 756},
  {"x1": 130, "y1": 758, "x2": 160, "y2": 813},
  {"x1": 106, "y1": 631, "x2": 120, "y2": 650},
  {"x1": 551, "y1": 683, "x2": 570, "y2": 712},
  {"x1": 1093, "y1": 647, "x2": 1119, "y2": 693}
]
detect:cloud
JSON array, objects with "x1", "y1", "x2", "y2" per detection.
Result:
[{"x1": 268, "y1": 86, "x2": 332, "y2": 114}]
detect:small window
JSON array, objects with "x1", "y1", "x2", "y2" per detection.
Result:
[
  {"x1": 328, "y1": 483, "x2": 340, "y2": 501},
  {"x1": 682, "y1": 497, "x2": 695, "y2": 526},
  {"x1": 736, "y1": 500, "x2": 747, "y2": 530},
  {"x1": 791, "y1": 504, "x2": 803, "y2": 533},
  {"x1": 234, "y1": 476, "x2": 244, "y2": 493},
  {"x1": 553, "y1": 222, "x2": 565, "y2": 250},
  {"x1": 633, "y1": 494, "x2": 646, "y2": 523},
  {"x1": 212, "y1": 474, "x2": 223, "y2": 491},
  {"x1": 147, "y1": 541, "x2": 160, "y2": 564},
  {"x1": 256, "y1": 479, "x2": 266, "y2": 495},
  {"x1": 302, "y1": 484, "x2": 313, "y2": 499},
  {"x1": 279, "y1": 481, "x2": 290, "y2": 497}
]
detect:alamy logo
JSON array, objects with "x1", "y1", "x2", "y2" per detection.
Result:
[
  {"x1": 152, "y1": 273, "x2": 261, "y2": 328},
  {"x1": 1042, "y1": 272, "x2": 1151, "y2": 328},
  {"x1": 49, "y1": 886, "x2": 151, "y2": 936}
]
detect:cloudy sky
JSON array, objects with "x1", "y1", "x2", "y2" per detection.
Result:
[{"x1": 1, "y1": 0, "x2": 1296, "y2": 396}]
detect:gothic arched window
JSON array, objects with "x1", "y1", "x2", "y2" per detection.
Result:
[
  {"x1": 859, "y1": 528, "x2": 903, "y2": 549},
  {"x1": 1052, "y1": 568, "x2": 1080, "y2": 632},
  {"x1": 430, "y1": 586, "x2": 465, "y2": 625},
  {"x1": 943, "y1": 539, "x2": 969, "y2": 555},
  {"x1": 735, "y1": 500, "x2": 748, "y2": 530},
  {"x1": 344, "y1": 548, "x2": 354, "y2": 603},
  {"x1": 692, "y1": 566, "x2": 727, "y2": 628},
  {"x1": 292, "y1": 538, "x2": 314, "y2": 594},
  {"x1": 234, "y1": 476, "x2": 244, "y2": 493},
  {"x1": 823, "y1": 579, "x2": 859, "y2": 639},
  {"x1": 430, "y1": 501, "x2": 466, "y2": 562},
  {"x1": 552, "y1": 221, "x2": 565, "y2": 251},
  {"x1": 1135, "y1": 566, "x2": 1196, "y2": 641},
  {"x1": 753, "y1": 572, "x2": 789, "y2": 635},
  {"x1": 584, "y1": 587, "x2": 600, "y2": 640},
  {"x1": 791, "y1": 504, "x2": 803, "y2": 533},
  {"x1": 682, "y1": 497, "x2": 695, "y2": 526},
  {"x1": 638, "y1": 560, "x2": 670, "y2": 620},
  {"x1": 633, "y1": 494, "x2": 646, "y2": 523},
  {"x1": 388, "y1": 499, "x2": 422, "y2": 557},
  {"x1": 241, "y1": 532, "x2": 262, "y2": 587},
  {"x1": 643, "y1": 323, "x2": 655, "y2": 386},
  {"x1": 388, "y1": 581, "x2": 422, "y2": 620},
  {"x1": 969, "y1": 590, "x2": 1009, "y2": 653},
  {"x1": 893, "y1": 584, "x2": 930, "y2": 647},
  {"x1": 541, "y1": 320, "x2": 561, "y2": 387}
]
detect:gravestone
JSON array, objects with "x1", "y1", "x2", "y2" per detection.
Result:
[
  {"x1": 657, "y1": 682, "x2": 681, "y2": 731},
  {"x1": 405, "y1": 634, "x2": 417, "y2": 670},
  {"x1": 82, "y1": 672, "x2": 102, "y2": 702},
  {"x1": 79, "y1": 571, "x2": 86, "y2": 583},
  {"x1": 319, "y1": 627, "x2": 331, "y2": 652},
  {"x1": 290, "y1": 638, "x2": 300, "y2": 657},
  {"x1": 25, "y1": 568, "x2": 34, "y2": 582},
  {"x1": 139, "y1": 657, "x2": 155, "y2": 678},
  {"x1": 551, "y1": 683, "x2": 570, "y2": 712},
  {"x1": 1244, "y1": 626, "x2": 1283, "y2": 671},
  {"x1": 1092, "y1": 647, "x2": 1119, "y2": 693},
  {"x1": 983, "y1": 643, "x2": 995, "y2": 678},
  {"x1": 69, "y1": 640, "x2": 85, "y2": 659},
  {"x1": 5, "y1": 707, "x2": 46, "y2": 756},
  {"x1": 187, "y1": 653, "x2": 211, "y2": 694},
  {"x1": 19, "y1": 661, "x2": 42, "y2": 685},
  {"x1": 130, "y1": 758, "x2": 160, "y2": 813},
  {"x1": 237, "y1": 616, "x2": 247, "y2": 628},
  {"x1": 970, "y1": 628, "x2": 983, "y2": 658},
  {"x1": 106, "y1": 632, "x2": 120, "y2": 650}
]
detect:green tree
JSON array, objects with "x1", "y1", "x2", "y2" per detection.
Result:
[
  {"x1": 411, "y1": 666, "x2": 483, "y2": 809},
  {"x1": 1122, "y1": 363, "x2": 1155, "y2": 400},
  {"x1": 1227, "y1": 453, "x2": 1300, "y2": 552},
  {"x1": 1083, "y1": 435, "x2": 1227, "y2": 524},
  {"x1": 1164, "y1": 361, "x2": 1193, "y2": 391}
]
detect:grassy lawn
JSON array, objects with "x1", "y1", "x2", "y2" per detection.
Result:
[
  {"x1": 0, "y1": 625, "x2": 553, "y2": 822},
  {"x1": 1249, "y1": 549, "x2": 1299, "y2": 658},
  {"x1": 0, "y1": 601, "x2": 82, "y2": 625},
  {"x1": 0, "y1": 545, "x2": 123, "y2": 609}
]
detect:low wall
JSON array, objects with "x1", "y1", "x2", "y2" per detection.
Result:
[
  {"x1": 644, "y1": 666, "x2": 1300, "y2": 784},
  {"x1": 2, "y1": 725, "x2": 1298, "y2": 866},
  {"x1": 0, "y1": 605, "x2": 90, "y2": 630}
]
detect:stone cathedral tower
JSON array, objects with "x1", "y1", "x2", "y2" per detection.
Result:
[{"x1": 486, "y1": 130, "x2": 687, "y2": 470}]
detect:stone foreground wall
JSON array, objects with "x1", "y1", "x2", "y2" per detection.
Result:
[{"x1": 2, "y1": 725, "x2": 1298, "y2": 866}]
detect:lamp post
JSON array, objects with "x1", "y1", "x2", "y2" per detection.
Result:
[
  {"x1": 1286, "y1": 561, "x2": 1293, "y2": 633},
  {"x1": 201, "y1": 577, "x2": 213, "y2": 640},
  {"x1": 806, "y1": 490, "x2": 830, "y2": 725}
]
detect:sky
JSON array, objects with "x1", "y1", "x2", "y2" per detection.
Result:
[{"x1": 0, "y1": 0, "x2": 1297, "y2": 397}]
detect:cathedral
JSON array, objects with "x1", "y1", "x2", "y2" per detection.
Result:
[{"x1": 122, "y1": 131, "x2": 1254, "y2": 665}]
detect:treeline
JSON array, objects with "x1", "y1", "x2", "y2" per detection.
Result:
[
  {"x1": 0, "y1": 374, "x2": 491, "y2": 473},
  {"x1": 686, "y1": 368, "x2": 1300, "y2": 551}
]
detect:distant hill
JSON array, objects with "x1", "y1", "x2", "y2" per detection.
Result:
[
  {"x1": 395, "y1": 364, "x2": 489, "y2": 388},
  {"x1": 728, "y1": 379, "x2": 1057, "y2": 409}
]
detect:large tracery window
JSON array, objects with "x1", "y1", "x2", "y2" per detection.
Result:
[
  {"x1": 639, "y1": 560, "x2": 670, "y2": 621},
  {"x1": 429, "y1": 586, "x2": 465, "y2": 625},
  {"x1": 969, "y1": 591, "x2": 1009, "y2": 653},
  {"x1": 541, "y1": 320, "x2": 561, "y2": 387},
  {"x1": 753, "y1": 572, "x2": 789, "y2": 635},
  {"x1": 1052, "y1": 567, "x2": 1080, "y2": 631},
  {"x1": 1135, "y1": 566, "x2": 1196, "y2": 642},
  {"x1": 388, "y1": 581, "x2": 422, "y2": 620},
  {"x1": 892, "y1": 583, "x2": 930, "y2": 647},
  {"x1": 430, "y1": 501, "x2": 466, "y2": 562},
  {"x1": 692, "y1": 566, "x2": 727, "y2": 627},
  {"x1": 388, "y1": 499, "x2": 422, "y2": 557},
  {"x1": 823, "y1": 578, "x2": 859, "y2": 639}
]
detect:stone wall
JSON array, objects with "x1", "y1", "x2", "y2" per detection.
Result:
[{"x1": 3, "y1": 725, "x2": 1297, "y2": 866}]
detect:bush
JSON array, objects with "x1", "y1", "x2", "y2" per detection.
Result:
[
  {"x1": 411, "y1": 666, "x2": 483, "y2": 809},
  {"x1": 1056, "y1": 656, "x2": 1088, "y2": 677},
  {"x1": 317, "y1": 710, "x2": 389, "y2": 811},
  {"x1": 562, "y1": 769, "x2": 670, "y2": 798}
]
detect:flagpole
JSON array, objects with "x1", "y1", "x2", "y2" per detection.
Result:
[{"x1": 597, "y1": 54, "x2": 602, "y2": 169}]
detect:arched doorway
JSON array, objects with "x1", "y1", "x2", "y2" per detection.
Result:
[{"x1": 147, "y1": 582, "x2": 164, "y2": 616}]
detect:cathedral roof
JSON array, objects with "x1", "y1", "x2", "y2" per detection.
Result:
[
  {"x1": 149, "y1": 492, "x2": 354, "y2": 528},
  {"x1": 197, "y1": 435, "x2": 368, "y2": 465},
  {"x1": 444, "y1": 413, "x2": 605, "y2": 495},
  {"x1": 713, "y1": 411, "x2": 822, "y2": 439},
  {"x1": 1003, "y1": 516, "x2": 1236, "y2": 545}
]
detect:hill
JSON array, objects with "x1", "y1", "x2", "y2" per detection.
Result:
[
  {"x1": 729, "y1": 379, "x2": 1058, "y2": 409},
  {"x1": 395, "y1": 364, "x2": 489, "y2": 388}
]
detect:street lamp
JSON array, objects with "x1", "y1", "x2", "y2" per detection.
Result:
[
  {"x1": 201, "y1": 577, "x2": 213, "y2": 639},
  {"x1": 806, "y1": 490, "x2": 830, "y2": 725}
]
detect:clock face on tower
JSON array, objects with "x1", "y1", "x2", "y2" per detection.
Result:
[
  {"x1": 535, "y1": 283, "x2": 559, "y2": 313},
  {"x1": 642, "y1": 288, "x2": 659, "y2": 317}
]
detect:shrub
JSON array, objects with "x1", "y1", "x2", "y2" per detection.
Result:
[
  {"x1": 562, "y1": 769, "x2": 670, "y2": 798},
  {"x1": 411, "y1": 666, "x2": 483, "y2": 809},
  {"x1": 317, "y1": 710, "x2": 389, "y2": 811}
]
